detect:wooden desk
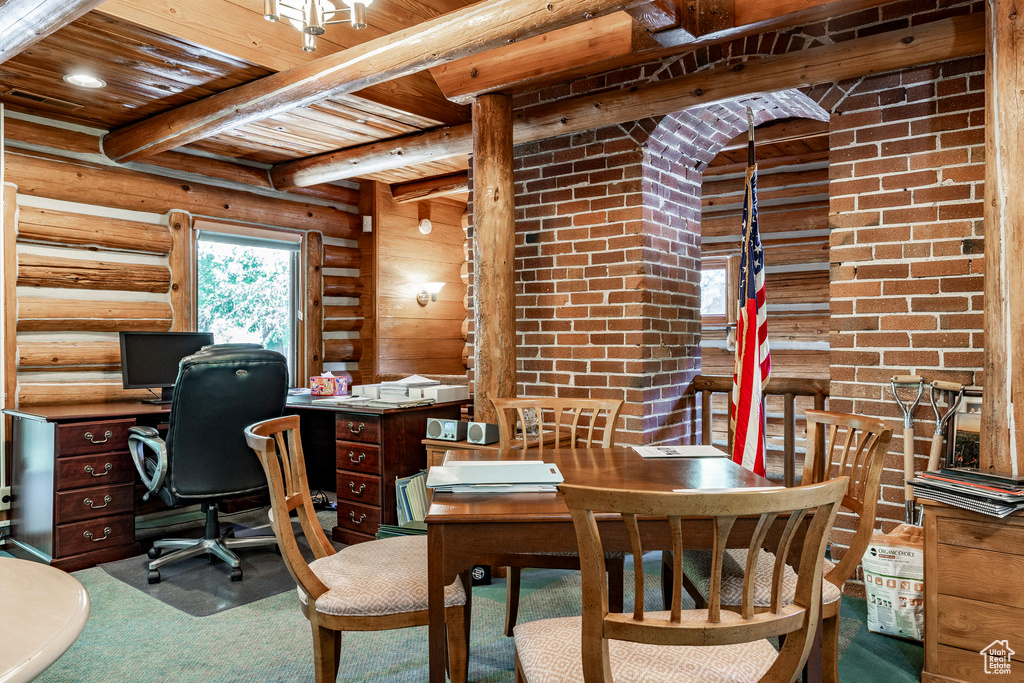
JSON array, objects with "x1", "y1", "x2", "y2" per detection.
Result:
[
  {"x1": 286, "y1": 398, "x2": 469, "y2": 544},
  {"x1": 3, "y1": 397, "x2": 467, "y2": 569},
  {"x1": 4, "y1": 402, "x2": 171, "y2": 571},
  {"x1": 0, "y1": 557, "x2": 90, "y2": 682},
  {"x1": 424, "y1": 448, "x2": 773, "y2": 683}
]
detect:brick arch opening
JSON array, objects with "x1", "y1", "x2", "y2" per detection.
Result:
[{"x1": 637, "y1": 91, "x2": 829, "y2": 447}]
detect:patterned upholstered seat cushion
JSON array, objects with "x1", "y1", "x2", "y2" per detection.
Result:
[
  {"x1": 514, "y1": 610, "x2": 778, "y2": 683},
  {"x1": 681, "y1": 549, "x2": 840, "y2": 608},
  {"x1": 297, "y1": 535, "x2": 466, "y2": 617}
]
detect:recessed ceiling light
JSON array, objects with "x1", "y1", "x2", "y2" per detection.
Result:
[{"x1": 63, "y1": 73, "x2": 106, "y2": 89}]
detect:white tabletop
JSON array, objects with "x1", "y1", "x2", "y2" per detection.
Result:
[{"x1": 0, "y1": 558, "x2": 90, "y2": 683}]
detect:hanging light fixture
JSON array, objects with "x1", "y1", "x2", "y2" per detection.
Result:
[{"x1": 262, "y1": 0, "x2": 373, "y2": 52}]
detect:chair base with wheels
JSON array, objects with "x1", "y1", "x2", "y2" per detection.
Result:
[{"x1": 144, "y1": 502, "x2": 277, "y2": 584}]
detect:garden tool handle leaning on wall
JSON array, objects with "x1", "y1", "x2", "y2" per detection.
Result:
[
  {"x1": 891, "y1": 375, "x2": 925, "y2": 524},
  {"x1": 927, "y1": 380, "x2": 965, "y2": 472}
]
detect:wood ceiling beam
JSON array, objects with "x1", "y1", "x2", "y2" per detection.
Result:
[
  {"x1": 0, "y1": 0, "x2": 105, "y2": 65},
  {"x1": 96, "y1": 0, "x2": 468, "y2": 127},
  {"x1": 702, "y1": 150, "x2": 828, "y2": 176},
  {"x1": 717, "y1": 118, "x2": 829, "y2": 152},
  {"x1": 472, "y1": 0, "x2": 897, "y2": 98},
  {"x1": 101, "y1": 0, "x2": 645, "y2": 164},
  {"x1": 391, "y1": 172, "x2": 469, "y2": 203},
  {"x1": 429, "y1": 12, "x2": 657, "y2": 105},
  {"x1": 271, "y1": 12, "x2": 984, "y2": 188}
]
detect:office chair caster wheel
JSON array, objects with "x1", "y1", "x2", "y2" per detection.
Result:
[
  {"x1": 148, "y1": 570, "x2": 161, "y2": 584},
  {"x1": 147, "y1": 547, "x2": 162, "y2": 560},
  {"x1": 230, "y1": 568, "x2": 243, "y2": 582}
]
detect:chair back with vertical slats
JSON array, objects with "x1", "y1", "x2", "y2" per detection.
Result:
[
  {"x1": 245, "y1": 415, "x2": 335, "y2": 604},
  {"x1": 561, "y1": 477, "x2": 848, "y2": 683},
  {"x1": 801, "y1": 410, "x2": 892, "y2": 589},
  {"x1": 491, "y1": 397, "x2": 624, "y2": 451}
]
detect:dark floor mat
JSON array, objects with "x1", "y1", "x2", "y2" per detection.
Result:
[{"x1": 100, "y1": 525, "x2": 321, "y2": 617}]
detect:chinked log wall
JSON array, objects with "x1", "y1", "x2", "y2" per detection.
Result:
[{"x1": 3, "y1": 117, "x2": 361, "y2": 406}]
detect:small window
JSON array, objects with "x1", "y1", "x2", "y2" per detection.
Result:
[
  {"x1": 195, "y1": 224, "x2": 301, "y2": 381},
  {"x1": 701, "y1": 255, "x2": 737, "y2": 326}
]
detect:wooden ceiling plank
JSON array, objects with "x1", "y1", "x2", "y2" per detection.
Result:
[
  {"x1": 97, "y1": 0, "x2": 470, "y2": 126},
  {"x1": 100, "y1": 0, "x2": 646, "y2": 164},
  {"x1": 392, "y1": 172, "x2": 470, "y2": 203},
  {"x1": 429, "y1": 12, "x2": 657, "y2": 105},
  {"x1": 0, "y1": 0, "x2": 105, "y2": 65},
  {"x1": 717, "y1": 118, "x2": 829, "y2": 152},
  {"x1": 272, "y1": 12, "x2": 983, "y2": 187},
  {"x1": 703, "y1": 150, "x2": 829, "y2": 176}
]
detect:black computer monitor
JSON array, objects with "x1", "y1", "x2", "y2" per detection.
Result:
[{"x1": 119, "y1": 331, "x2": 215, "y2": 404}]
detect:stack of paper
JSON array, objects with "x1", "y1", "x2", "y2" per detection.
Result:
[
  {"x1": 632, "y1": 445, "x2": 726, "y2": 458},
  {"x1": 380, "y1": 375, "x2": 441, "y2": 398},
  {"x1": 912, "y1": 468, "x2": 1024, "y2": 518},
  {"x1": 426, "y1": 461, "x2": 563, "y2": 493}
]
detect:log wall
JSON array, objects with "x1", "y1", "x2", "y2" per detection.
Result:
[
  {"x1": 372, "y1": 187, "x2": 468, "y2": 377},
  {"x1": 2, "y1": 115, "x2": 357, "y2": 408}
]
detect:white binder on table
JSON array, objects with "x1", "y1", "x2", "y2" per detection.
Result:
[{"x1": 426, "y1": 461, "x2": 563, "y2": 493}]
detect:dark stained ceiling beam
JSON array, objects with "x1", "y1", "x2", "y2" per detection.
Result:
[
  {"x1": 0, "y1": 0, "x2": 105, "y2": 65},
  {"x1": 270, "y1": 12, "x2": 984, "y2": 188},
  {"x1": 100, "y1": 0, "x2": 647, "y2": 164},
  {"x1": 391, "y1": 172, "x2": 469, "y2": 203}
]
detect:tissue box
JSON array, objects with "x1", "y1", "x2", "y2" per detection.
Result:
[{"x1": 310, "y1": 375, "x2": 348, "y2": 396}]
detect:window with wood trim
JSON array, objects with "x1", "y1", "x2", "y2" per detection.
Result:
[
  {"x1": 194, "y1": 222, "x2": 303, "y2": 383},
  {"x1": 701, "y1": 255, "x2": 738, "y2": 327}
]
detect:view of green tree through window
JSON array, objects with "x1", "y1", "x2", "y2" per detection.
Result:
[{"x1": 196, "y1": 235, "x2": 297, "y2": 372}]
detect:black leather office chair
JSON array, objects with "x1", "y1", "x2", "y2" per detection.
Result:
[{"x1": 128, "y1": 344, "x2": 289, "y2": 584}]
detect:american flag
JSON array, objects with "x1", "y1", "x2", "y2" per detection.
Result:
[{"x1": 730, "y1": 164, "x2": 771, "y2": 477}]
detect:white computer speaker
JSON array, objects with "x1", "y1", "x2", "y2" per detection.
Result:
[{"x1": 466, "y1": 421, "x2": 499, "y2": 445}]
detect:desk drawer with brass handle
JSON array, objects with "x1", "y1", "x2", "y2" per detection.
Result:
[
  {"x1": 336, "y1": 470, "x2": 382, "y2": 507},
  {"x1": 336, "y1": 441, "x2": 381, "y2": 475},
  {"x1": 56, "y1": 419, "x2": 134, "y2": 456},
  {"x1": 56, "y1": 482, "x2": 134, "y2": 523},
  {"x1": 55, "y1": 513, "x2": 135, "y2": 558},
  {"x1": 336, "y1": 500, "x2": 381, "y2": 534},
  {"x1": 57, "y1": 452, "x2": 135, "y2": 490},
  {"x1": 334, "y1": 414, "x2": 380, "y2": 444}
]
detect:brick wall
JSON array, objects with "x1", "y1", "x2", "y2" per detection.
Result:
[
  {"x1": 465, "y1": 0, "x2": 984, "y2": 589},
  {"x1": 819, "y1": 53, "x2": 986, "y2": 549}
]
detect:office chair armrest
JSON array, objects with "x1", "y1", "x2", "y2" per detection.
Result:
[{"x1": 128, "y1": 426, "x2": 168, "y2": 499}]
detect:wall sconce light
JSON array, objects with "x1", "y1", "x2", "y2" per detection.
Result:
[{"x1": 416, "y1": 282, "x2": 445, "y2": 306}]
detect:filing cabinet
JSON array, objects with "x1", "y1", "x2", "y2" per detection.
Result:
[{"x1": 8, "y1": 412, "x2": 143, "y2": 571}]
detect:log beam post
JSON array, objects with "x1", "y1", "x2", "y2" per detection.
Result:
[
  {"x1": 981, "y1": 0, "x2": 1024, "y2": 474},
  {"x1": 472, "y1": 94, "x2": 517, "y2": 424}
]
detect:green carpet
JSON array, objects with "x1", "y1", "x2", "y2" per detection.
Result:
[{"x1": 22, "y1": 549, "x2": 922, "y2": 682}]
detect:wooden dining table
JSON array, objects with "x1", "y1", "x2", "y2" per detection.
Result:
[{"x1": 424, "y1": 446, "x2": 822, "y2": 683}]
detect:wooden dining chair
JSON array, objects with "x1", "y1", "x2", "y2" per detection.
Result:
[
  {"x1": 680, "y1": 410, "x2": 892, "y2": 683},
  {"x1": 514, "y1": 477, "x2": 849, "y2": 682},
  {"x1": 245, "y1": 415, "x2": 470, "y2": 683},
  {"x1": 491, "y1": 397, "x2": 625, "y2": 636}
]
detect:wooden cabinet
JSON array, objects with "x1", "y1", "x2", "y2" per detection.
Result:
[
  {"x1": 6, "y1": 409, "x2": 154, "y2": 571},
  {"x1": 287, "y1": 400, "x2": 468, "y2": 545},
  {"x1": 923, "y1": 500, "x2": 1024, "y2": 682}
]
